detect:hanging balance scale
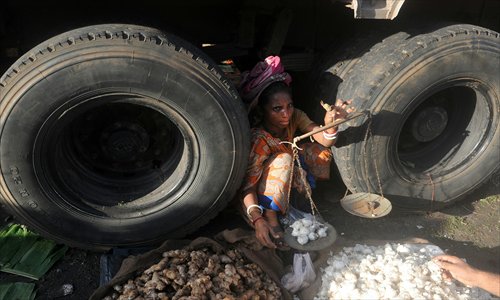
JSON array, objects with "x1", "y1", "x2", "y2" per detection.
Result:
[
  {"x1": 336, "y1": 109, "x2": 392, "y2": 219},
  {"x1": 340, "y1": 192, "x2": 392, "y2": 218},
  {"x1": 283, "y1": 108, "x2": 392, "y2": 251}
]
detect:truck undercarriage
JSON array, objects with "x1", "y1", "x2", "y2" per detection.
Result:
[{"x1": 0, "y1": 0, "x2": 498, "y2": 249}]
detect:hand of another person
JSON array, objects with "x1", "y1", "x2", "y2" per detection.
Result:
[
  {"x1": 323, "y1": 99, "x2": 355, "y2": 126},
  {"x1": 433, "y1": 255, "x2": 479, "y2": 287},
  {"x1": 254, "y1": 218, "x2": 280, "y2": 249}
]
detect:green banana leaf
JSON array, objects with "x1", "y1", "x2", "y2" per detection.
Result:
[
  {"x1": 0, "y1": 282, "x2": 36, "y2": 300},
  {"x1": 0, "y1": 224, "x2": 68, "y2": 280}
]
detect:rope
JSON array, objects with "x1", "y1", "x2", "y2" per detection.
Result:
[
  {"x1": 362, "y1": 115, "x2": 373, "y2": 197},
  {"x1": 427, "y1": 173, "x2": 435, "y2": 211},
  {"x1": 280, "y1": 140, "x2": 321, "y2": 220},
  {"x1": 293, "y1": 145, "x2": 321, "y2": 218},
  {"x1": 364, "y1": 112, "x2": 385, "y2": 200},
  {"x1": 279, "y1": 141, "x2": 297, "y2": 216},
  {"x1": 343, "y1": 188, "x2": 349, "y2": 199},
  {"x1": 279, "y1": 109, "x2": 373, "y2": 221}
]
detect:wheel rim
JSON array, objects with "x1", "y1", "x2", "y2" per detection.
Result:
[
  {"x1": 396, "y1": 79, "x2": 495, "y2": 179},
  {"x1": 33, "y1": 92, "x2": 196, "y2": 218}
]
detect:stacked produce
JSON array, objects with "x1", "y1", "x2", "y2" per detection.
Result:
[
  {"x1": 316, "y1": 243, "x2": 492, "y2": 300},
  {"x1": 103, "y1": 248, "x2": 281, "y2": 300},
  {"x1": 290, "y1": 217, "x2": 328, "y2": 245}
]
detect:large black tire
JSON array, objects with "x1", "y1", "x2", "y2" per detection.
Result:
[
  {"x1": 307, "y1": 30, "x2": 409, "y2": 123},
  {"x1": 333, "y1": 24, "x2": 500, "y2": 210},
  {"x1": 0, "y1": 24, "x2": 250, "y2": 249},
  {"x1": 307, "y1": 31, "x2": 412, "y2": 190}
]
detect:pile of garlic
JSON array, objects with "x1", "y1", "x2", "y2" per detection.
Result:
[
  {"x1": 315, "y1": 243, "x2": 493, "y2": 300},
  {"x1": 290, "y1": 217, "x2": 328, "y2": 245}
]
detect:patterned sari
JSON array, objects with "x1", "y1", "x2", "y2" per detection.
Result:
[{"x1": 242, "y1": 128, "x2": 332, "y2": 214}]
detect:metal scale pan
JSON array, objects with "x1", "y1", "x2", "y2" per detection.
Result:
[
  {"x1": 340, "y1": 192, "x2": 392, "y2": 218},
  {"x1": 284, "y1": 222, "x2": 337, "y2": 251}
]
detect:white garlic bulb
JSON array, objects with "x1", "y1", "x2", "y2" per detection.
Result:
[
  {"x1": 318, "y1": 227, "x2": 328, "y2": 238},
  {"x1": 298, "y1": 227, "x2": 309, "y2": 236},
  {"x1": 308, "y1": 232, "x2": 319, "y2": 241},
  {"x1": 297, "y1": 235, "x2": 309, "y2": 245},
  {"x1": 315, "y1": 243, "x2": 493, "y2": 300},
  {"x1": 289, "y1": 217, "x2": 328, "y2": 245}
]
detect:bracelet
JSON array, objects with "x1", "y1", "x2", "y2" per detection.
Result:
[
  {"x1": 323, "y1": 130, "x2": 337, "y2": 137},
  {"x1": 252, "y1": 216, "x2": 264, "y2": 226},
  {"x1": 246, "y1": 204, "x2": 263, "y2": 217},
  {"x1": 323, "y1": 131, "x2": 338, "y2": 140}
]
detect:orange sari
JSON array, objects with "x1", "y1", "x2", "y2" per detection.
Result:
[{"x1": 242, "y1": 128, "x2": 332, "y2": 214}]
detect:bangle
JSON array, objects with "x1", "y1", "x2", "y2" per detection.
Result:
[
  {"x1": 323, "y1": 130, "x2": 337, "y2": 136},
  {"x1": 246, "y1": 204, "x2": 263, "y2": 217},
  {"x1": 252, "y1": 216, "x2": 264, "y2": 226},
  {"x1": 323, "y1": 131, "x2": 338, "y2": 140}
]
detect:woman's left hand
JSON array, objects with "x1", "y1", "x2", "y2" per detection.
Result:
[{"x1": 323, "y1": 99, "x2": 355, "y2": 126}]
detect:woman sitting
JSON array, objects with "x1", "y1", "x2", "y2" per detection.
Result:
[{"x1": 238, "y1": 56, "x2": 352, "y2": 248}]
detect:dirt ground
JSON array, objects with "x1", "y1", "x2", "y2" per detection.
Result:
[{"x1": 0, "y1": 172, "x2": 499, "y2": 299}]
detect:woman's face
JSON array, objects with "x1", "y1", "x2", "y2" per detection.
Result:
[{"x1": 262, "y1": 91, "x2": 294, "y2": 130}]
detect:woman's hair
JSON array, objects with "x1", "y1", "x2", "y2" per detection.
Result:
[{"x1": 257, "y1": 81, "x2": 292, "y2": 108}]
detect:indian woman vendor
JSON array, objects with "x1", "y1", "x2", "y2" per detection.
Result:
[{"x1": 238, "y1": 56, "x2": 353, "y2": 248}]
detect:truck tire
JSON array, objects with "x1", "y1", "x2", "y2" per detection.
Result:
[
  {"x1": 307, "y1": 31, "x2": 411, "y2": 190},
  {"x1": 333, "y1": 24, "x2": 499, "y2": 210},
  {"x1": 0, "y1": 24, "x2": 250, "y2": 249},
  {"x1": 308, "y1": 31, "x2": 408, "y2": 123}
]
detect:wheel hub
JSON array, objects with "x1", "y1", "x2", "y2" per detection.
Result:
[
  {"x1": 100, "y1": 122, "x2": 150, "y2": 162},
  {"x1": 411, "y1": 107, "x2": 448, "y2": 142}
]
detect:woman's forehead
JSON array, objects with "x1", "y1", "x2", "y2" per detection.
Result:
[{"x1": 268, "y1": 92, "x2": 292, "y2": 106}]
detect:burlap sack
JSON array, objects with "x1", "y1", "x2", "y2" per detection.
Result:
[{"x1": 90, "y1": 229, "x2": 293, "y2": 300}]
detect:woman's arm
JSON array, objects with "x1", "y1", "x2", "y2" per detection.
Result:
[
  {"x1": 242, "y1": 189, "x2": 279, "y2": 249},
  {"x1": 241, "y1": 132, "x2": 281, "y2": 248},
  {"x1": 308, "y1": 123, "x2": 338, "y2": 147},
  {"x1": 307, "y1": 99, "x2": 354, "y2": 147}
]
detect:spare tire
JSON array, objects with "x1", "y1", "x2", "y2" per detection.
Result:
[
  {"x1": 333, "y1": 24, "x2": 499, "y2": 210},
  {"x1": 0, "y1": 24, "x2": 250, "y2": 249}
]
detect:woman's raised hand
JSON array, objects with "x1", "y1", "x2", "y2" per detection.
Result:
[{"x1": 323, "y1": 99, "x2": 355, "y2": 126}]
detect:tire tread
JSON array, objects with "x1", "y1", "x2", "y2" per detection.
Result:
[
  {"x1": 335, "y1": 24, "x2": 499, "y2": 208},
  {"x1": 0, "y1": 24, "x2": 249, "y2": 247}
]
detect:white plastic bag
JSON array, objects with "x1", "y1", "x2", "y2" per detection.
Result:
[{"x1": 281, "y1": 252, "x2": 316, "y2": 293}]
